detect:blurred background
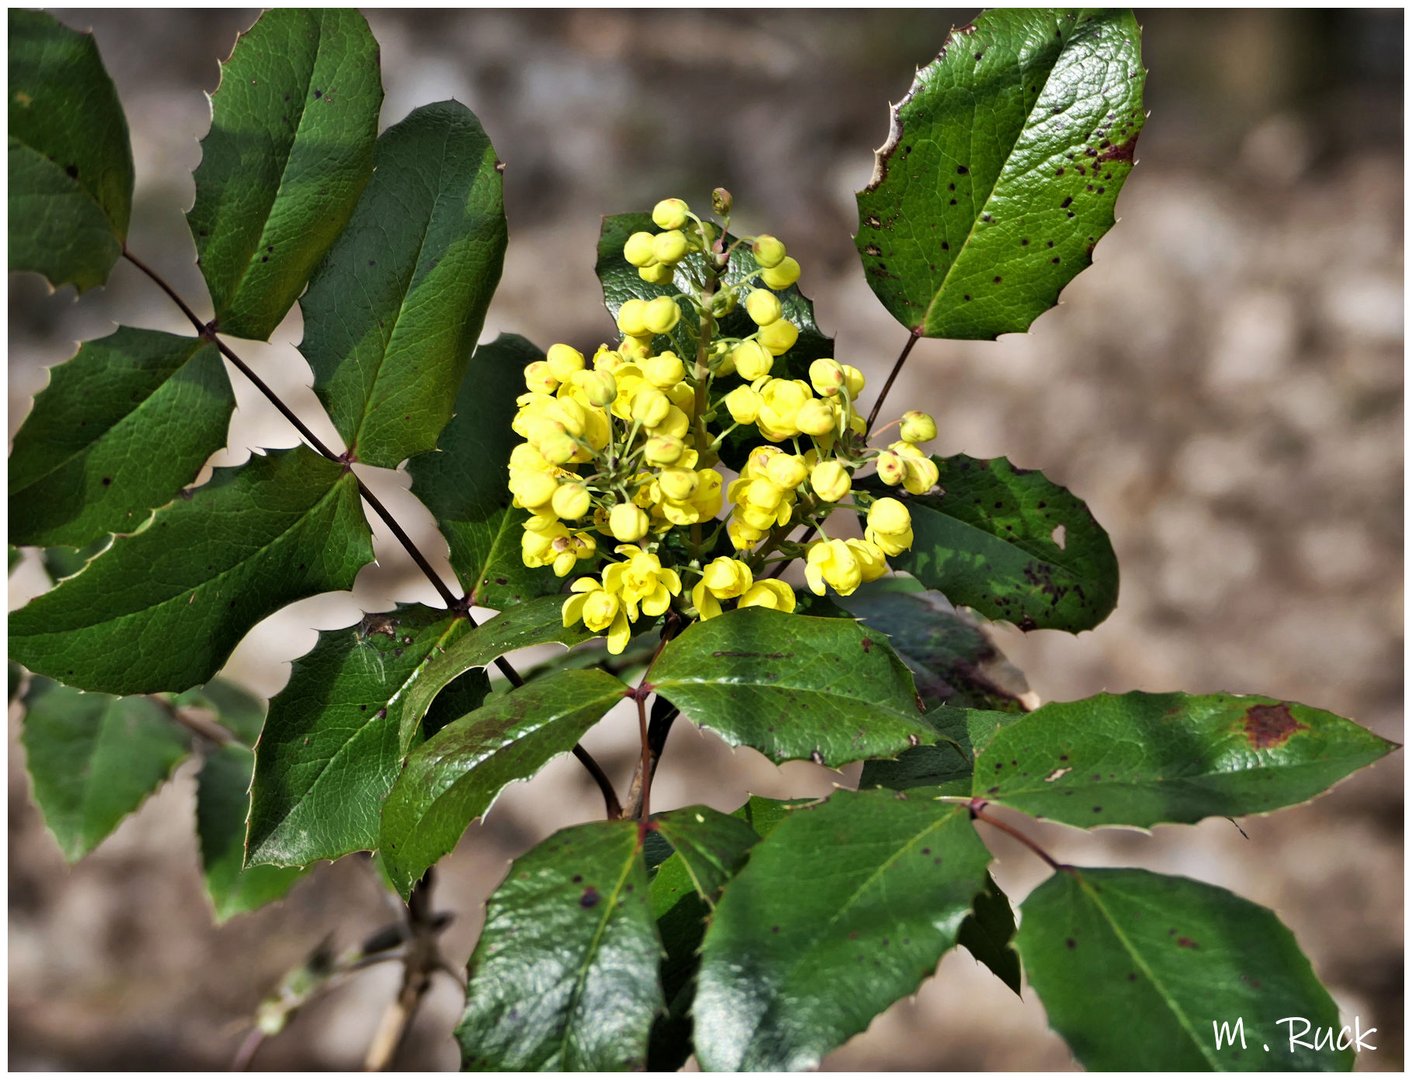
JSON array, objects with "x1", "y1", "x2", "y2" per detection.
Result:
[{"x1": 9, "y1": 8, "x2": 1403, "y2": 1071}]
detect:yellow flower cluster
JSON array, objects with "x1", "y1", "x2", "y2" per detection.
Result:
[{"x1": 507, "y1": 194, "x2": 942, "y2": 653}]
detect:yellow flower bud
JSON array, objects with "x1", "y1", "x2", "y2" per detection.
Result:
[
  {"x1": 657, "y1": 467, "x2": 698, "y2": 502},
  {"x1": 524, "y1": 360, "x2": 558, "y2": 394},
  {"x1": 724, "y1": 385, "x2": 761, "y2": 424},
  {"x1": 643, "y1": 434, "x2": 684, "y2": 465},
  {"x1": 842, "y1": 365, "x2": 866, "y2": 397},
  {"x1": 546, "y1": 343, "x2": 585, "y2": 382},
  {"x1": 846, "y1": 538, "x2": 889, "y2": 583},
  {"x1": 760, "y1": 255, "x2": 801, "y2": 290},
  {"x1": 652, "y1": 229, "x2": 689, "y2": 265},
  {"x1": 616, "y1": 298, "x2": 649, "y2": 337},
  {"x1": 737, "y1": 579, "x2": 797, "y2": 612},
  {"x1": 804, "y1": 538, "x2": 863, "y2": 597},
  {"x1": 742, "y1": 476, "x2": 785, "y2": 512},
  {"x1": 752, "y1": 235, "x2": 787, "y2": 269},
  {"x1": 573, "y1": 369, "x2": 618, "y2": 407},
  {"x1": 652, "y1": 198, "x2": 690, "y2": 230},
  {"x1": 876, "y1": 449, "x2": 907, "y2": 487},
  {"x1": 593, "y1": 346, "x2": 626, "y2": 372},
  {"x1": 509, "y1": 470, "x2": 558, "y2": 510},
  {"x1": 538, "y1": 431, "x2": 579, "y2": 465},
  {"x1": 756, "y1": 318, "x2": 799, "y2": 357},
  {"x1": 796, "y1": 398, "x2": 837, "y2": 437},
  {"x1": 889, "y1": 441, "x2": 941, "y2": 495},
  {"x1": 727, "y1": 517, "x2": 766, "y2": 551},
  {"x1": 865, "y1": 496, "x2": 914, "y2": 556},
  {"x1": 643, "y1": 295, "x2": 682, "y2": 335},
  {"x1": 809, "y1": 358, "x2": 846, "y2": 397},
  {"x1": 764, "y1": 453, "x2": 808, "y2": 490},
  {"x1": 730, "y1": 340, "x2": 774, "y2": 381},
  {"x1": 644, "y1": 351, "x2": 686, "y2": 388},
  {"x1": 608, "y1": 502, "x2": 649, "y2": 542},
  {"x1": 631, "y1": 387, "x2": 671, "y2": 428},
  {"x1": 745, "y1": 289, "x2": 783, "y2": 327},
  {"x1": 899, "y1": 410, "x2": 937, "y2": 444},
  {"x1": 811, "y1": 460, "x2": 851, "y2": 502},
  {"x1": 638, "y1": 262, "x2": 676, "y2": 285},
  {"x1": 623, "y1": 231, "x2": 658, "y2": 267},
  {"x1": 618, "y1": 335, "x2": 651, "y2": 361},
  {"x1": 509, "y1": 442, "x2": 553, "y2": 474},
  {"x1": 702, "y1": 556, "x2": 753, "y2": 598},
  {"x1": 651, "y1": 405, "x2": 691, "y2": 440},
  {"x1": 551, "y1": 483, "x2": 592, "y2": 521}
]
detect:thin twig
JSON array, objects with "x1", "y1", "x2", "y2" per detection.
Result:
[
  {"x1": 152, "y1": 696, "x2": 236, "y2": 747},
  {"x1": 229, "y1": 1027, "x2": 265, "y2": 1072},
  {"x1": 624, "y1": 620, "x2": 683, "y2": 819},
  {"x1": 363, "y1": 870, "x2": 444, "y2": 1071},
  {"x1": 864, "y1": 329, "x2": 923, "y2": 433},
  {"x1": 969, "y1": 800, "x2": 1063, "y2": 871}
]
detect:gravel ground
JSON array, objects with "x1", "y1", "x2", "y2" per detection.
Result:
[{"x1": 9, "y1": 9, "x2": 1403, "y2": 1071}]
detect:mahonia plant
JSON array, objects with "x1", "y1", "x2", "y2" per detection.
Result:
[{"x1": 7, "y1": 7, "x2": 1397, "y2": 1073}]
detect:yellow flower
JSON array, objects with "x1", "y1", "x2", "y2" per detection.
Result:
[
  {"x1": 865, "y1": 496, "x2": 914, "y2": 556},
  {"x1": 622, "y1": 231, "x2": 657, "y2": 267},
  {"x1": 810, "y1": 460, "x2": 851, "y2": 502},
  {"x1": 730, "y1": 340, "x2": 773, "y2": 381},
  {"x1": 745, "y1": 289, "x2": 783, "y2": 327},
  {"x1": 690, "y1": 556, "x2": 753, "y2": 619},
  {"x1": 846, "y1": 538, "x2": 888, "y2": 583},
  {"x1": 738, "y1": 579, "x2": 796, "y2": 612},
  {"x1": 760, "y1": 256, "x2": 801, "y2": 290},
  {"x1": 795, "y1": 398, "x2": 836, "y2": 437},
  {"x1": 644, "y1": 352, "x2": 686, "y2": 388},
  {"x1": 808, "y1": 358, "x2": 845, "y2": 397},
  {"x1": 764, "y1": 453, "x2": 808, "y2": 490},
  {"x1": 643, "y1": 295, "x2": 681, "y2": 335},
  {"x1": 804, "y1": 538, "x2": 863, "y2": 596},
  {"x1": 652, "y1": 230, "x2": 689, "y2": 265},
  {"x1": 562, "y1": 578, "x2": 632, "y2": 654},
  {"x1": 756, "y1": 318, "x2": 799, "y2": 357},
  {"x1": 756, "y1": 378, "x2": 811, "y2": 440},
  {"x1": 605, "y1": 545, "x2": 682, "y2": 619},
  {"x1": 550, "y1": 483, "x2": 592, "y2": 520},
  {"x1": 888, "y1": 441, "x2": 940, "y2": 495},
  {"x1": 899, "y1": 410, "x2": 937, "y2": 444},
  {"x1": 616, "y1": 298, "x2": 650, "y2": 337},
  {"x1": 724, "y1": 384, "x2": 762, "y2": 424},
  {"x1": 652, "y1": 197, "x2": 690, "y2": 230},
  {"x1": 608, "y1": 502, "x2": 650, "y2": 542},
  {"x1": 752, "y1": 235, "x2": 786, "y2": 269},
  {"x1": 546, "y1": 343, "x2": 585, "y2": 382}
]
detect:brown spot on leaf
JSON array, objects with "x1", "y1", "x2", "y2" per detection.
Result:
[
  {"x1": 1176, "y1": 935, "x2": 1198, "y2": 949},
  {"x1": 579, "y1": 887, "x2": 600, "y2": 908},
  {"x1": 1244, "y1": 703, "x2": 1305, "y2": 748},
  {"x1": 1096, "y1": 134, "x2": 1139, "y2": 163}
]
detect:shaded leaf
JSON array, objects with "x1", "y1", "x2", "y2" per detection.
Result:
[
  {"x1": 694, "y1": 790, "x2": 992, "y2": 1070},
  {"x1": 856, "y1": 9, "x2": 1146, "y2": 338},
  {"x1": 10, "y1": 447, "x2": 372, "y2": 696},
  {"x1": 174, "y1": 676, "x2": 268, "y2": 745},
  {"x1": 976, "y1": 691, "x2": 1397, "y2": 829},
  {"x1": 1019, "y1": 867, "x2": 1352, "y2": 1070},
  {"x1": 188, "y1": 9, "x2": 382, "y2": 340},
  {"x1": 10, "y1": 329, "x2": 232, "y2": 548},
  {"x1": 302, "y1": 100, "x2": 506, "y2": 467},
  {"x1": 649, "y1": 607, "x2": 932, "y2": 767},
  {"x1": 732, "y1": 793, "x2": 815, "y2": 838},
  {"x1": 396, "y1": 595, "x2": 594, "y2": 752},
  {"x1": 652, "y1": 805, "x2": 760, "y2": 904},
  {"x1": 887, "y1": 454, "x2": 1118, "y2": 632},
  {"x1": 407, "y1": 334, "x2": 562, "y2": 608},
  {"x1": 380, "y1": 668, "x2": 629, "y2": 898},
  {"x1": 862, "y1": 703, "x2": 1017, "y2": 796},
  {"x1": 9, "y1": 9, "x2": 133, "y2": 291},
  {"x1": 456, "y1": 819, "x2": 662, "y2": 1070},
  {"x1": 957, "y1": 872, "x2": 1022, "y2": 996},
  {"x1": 20, "y1": 677, "x2": 189, "y2": 861},
  {"x1": 247, "y1": 605, "x2": 470, "y2": 867}
]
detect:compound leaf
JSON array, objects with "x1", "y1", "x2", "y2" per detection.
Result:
[
  {"x1": 694, "y1": 790, "x2": 991, "y2": 1071},
  {"x1": 188, "y1": 9, "x2": 382, "y2": 340},
  {"x1": 407, "y1": 334, "x2": 562, "y2": 608},
  {"x1": 975, "y1": 691, "x2": 1397, "y2": 829},
  {"x1": 649, "y1": 607, "x2": 932, "y2": 767},
  {"x1": 856, "y1": 9, "x2": 1146, "y2": 339},
  {"x1": 9, "y1": 447, "x2": 372, "y2": 696},
  {"x1": 10, "y1": 329, "x2": 232, "y2": 548},
  {"x1": 247, "y1": 605, "x2": 477, "y2": 867},
  {"x1": 456, "y1": 819, "x2": 662, "y2": 1070},
  {"x1": 887, "y1": 454, "x2": 1118, "y2": 632},
  {"x1": 1018, "y1": 867, "x2": 1352, "y2": 1070},
  {"x1": 302, "y1": 100, "x2": 506, "y2": 467},
  {"x1": 380, "y1": 668, "x2": 629, "y2": 898},
  {"x1": 9, "y1": 9, "x2": 134, "y2": 291},
  {"x1": 20, "y1": 677, "x2": 189, "y2": 861}
]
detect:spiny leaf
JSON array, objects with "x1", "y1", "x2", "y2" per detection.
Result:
[
  {"x1": 9, "y1": 447, "x2": 373, "y2": 696},
  {"x1": 862, "y1": 703, "x2": 1017, "y2": 797},
  {"x1": 380, "y1": 668, "x2": 629, "y2": 899},
  {"x1": 9, "y1": 9, "x2": 134, "y2": 291},
  {"x1": 407, "y1": 334, "x2": 563, "y2": 608},
  {"x1": 20, "y1": 677, "x2": 189, "y2": 861},
  {"x1": 649, "y1": 607, "x2": 932, "y2": 767},
  {"x1": 975, "y1": 691, "x2": 1397, "y2": 829},
  {"x1": 1019, "y1": 867, "x2": 1353, "y2": 1070},
  {"x1": 247, "y1": 605, "x2": 480, "y2": 867},
  {"x1": 302, "y1": 100, "x2": 506, "y2": 467},
  {"x1": 856, "y1": 9, "x2": 1146, "y2": 338},
  {"x1": 188, "y1": 9, "x2": 382, "y2": 340},
  {"x1": 10, "y1": 329, "x2": 232, "y2": 548},
  {"x1": 957, "y1": 872, "x2": 1022, "y2": 996},
  {"x1": 693, "y1": 790, "x2": 992, "y2": 1071},
  {"x1": 456, "y1": 819, "x2": 662, "y2": 1070}
]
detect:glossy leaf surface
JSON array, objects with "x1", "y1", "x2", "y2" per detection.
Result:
[
  {"x1": 21, "y1": 677, "x2": 188, "y2": 861},
  {"x1": 380, "y1": 668, "x2": 628, "y2": 898},
  {"x1": 862, "y1": 704, "x2": 1017, "y2": 796},
  {"x1": 456, "y1": 820, "x2": 661, "y2": 1070},
  {"x1": 247, "y1": 606, "x2": 475, "y2": 867},
  {"x1": 649, "y1": 607, "x2": 931, "y2": 767},
  {"x1": 407, "y1": 334, "x2": 561, "y2": 607},
  {"x1": 653, "y1": 804, "x2": 760, "y2": 904},
  {"x1": 856, "y1": 9, "x2": 1145, "y2": 338},
  {"x1": 9, "y1": 9, "x2": 133, "y2": 290},
  {"x1": 10, "y1": 448, "x2": 372, "y2": 696},
  {"x1": 1019, "y1": 867, "x2": 1352, "y2": 1070},
  {"x1": 888, "y1": 454, "x2": 1118, "y2": 632},
  {"x1": 302, "y1": 100, "x2": 506, "y2": 467},
  {"x1": 10, "y1": 329, "x2": 232, "y2": 548},
  {"x1": 695, "y1": 790, "x2": 992, "y2": 1070},
  {"x1": 188, "y1": 9, "x2": 382, "y2": 340},
  {"x1": 975, "y1": 691, "x2": 1396, "y2": 828}
]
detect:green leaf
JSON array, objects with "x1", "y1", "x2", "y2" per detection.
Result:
[
  {"x1": 395, "y1": 595, "x2": 595, "y2": 752},
  {"x1": 20, "y1": 677, "x2": 189, "y2": 861},
  {"x1": 838, "y1": 578, "x2": 1030, "y2": 711},
  {"x1": 456, "y1": 819, "x2": 662, "y2": 1070},
  {"x1": 9, "y1": 9, "x2": 133, "y2": 291},
  {"x1": 9, "y1": 447, "x2": 372, "y2": 696},
  {"x1": 198, "y1": 741, "x2": 309, "y2": 922},
  {"x1": 856, "y1": 9, "x2": 1146, "y2": 339},
  {"x1": 957, "y1": 873, "x2": 1022, "y2": 996},
  {"x1": 694, "y1": 790, "x2": 992, "y2": 1070},
  {"x1": 10, "y1": 329, "x2": 233, "y2": 548},
  {"x1": 886, "y1": 454, "x2": 1118, "y2": 632},
  {"x1": 40, "y1": 536, "x2": 111, "y2": 585},
  {"x1": 174, "y1": 676, "x2": 268, "y2": 745},
  {"x1": 380, "y1": 668, "x2": 629, "y2": 898},
  {"x1": 732, "y1": 793, "x2": 814, "y2": 838},
  {"x1": 649, "y1": 607, "x2": 932, "y2": 767},
  {"x1": 652, "y1": 805, "x2": 760, "y2": 904},
  {"x1": 188, "y1": 9, "x2": 382, "y2": 340},
  {"x1": 247, "y1": 605, "x2": 470, "y2": 867},
  {"x1": 1018, "y1": 867, "x2": 1352, "y2": 1070},
  {"x1": 862, "y1": 703, "x2": 1017, "y2": 796},
  {"x1": 302, "y1": 101, "x2": 506, "y2": 467},
  {"x1": 407, "y1": 334, "x2": 562, "y2": 608},
  {"x1": 975, "y1": 691, "x2": 1397, "y2": 829}
]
